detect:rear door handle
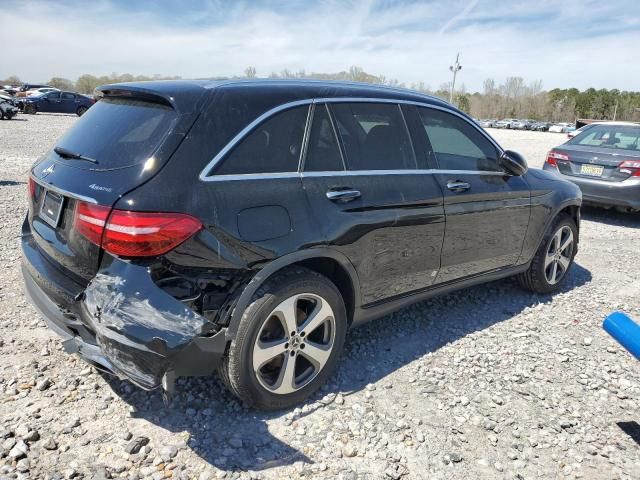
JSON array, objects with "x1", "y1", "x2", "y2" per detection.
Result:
[
  {"x1": 326, "y1": 189, "x2": 361, "y2": 202},
  {"x1": 446, "y1": 180, "x2": 471, "y2": 192}
]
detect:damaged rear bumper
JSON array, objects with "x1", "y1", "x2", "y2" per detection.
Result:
[{"x1": 21, "y1": 233, "x2": 228, "y2": 391}]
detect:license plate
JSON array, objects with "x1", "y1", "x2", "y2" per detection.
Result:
[
  {"x1": 580, "y1": 164, "x2": 604, "y2": 177},
  {"x1": 40, "y1": 190, "x2": 64, "y2": 228}
]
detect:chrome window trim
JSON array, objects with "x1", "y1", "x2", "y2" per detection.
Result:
[
  {"x1": 201, "y1": 169, "x2": 509, "y2": 182},
  {"x1": 201, "y1": 172, "x2": 301, "y2": 182},
  {"x1": 301, "y1": 169, "x2": 508, "y2": 178},
  {"x1": 199, "y1": 97, "x2": 505, "y2": 182},
  {"x1": 297, "y1": 103, "x2": 314, "y2": 172},
  {"x1": 30, "y1": 174, "x2": 98, "y2": 204}
]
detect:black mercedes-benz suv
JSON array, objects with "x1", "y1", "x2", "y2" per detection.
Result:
[{"x1": 22, "y1": 80, "x2": 582, "y2": 409}]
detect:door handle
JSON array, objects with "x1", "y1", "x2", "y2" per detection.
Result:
[
  {"x1": 446, "y1": 180, "x2": 471, "y2": 192},
  {"x1": 326, "y1": 189, "x2": 361, "y2": 202}
]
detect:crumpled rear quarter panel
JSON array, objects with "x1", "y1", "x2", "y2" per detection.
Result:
[{"x1": 83, "y1": 258, "x2": 213, "y2": 389}]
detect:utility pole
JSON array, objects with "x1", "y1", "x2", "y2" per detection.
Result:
[{"x1": 449, "y1": 53, "x2": 462, "y2": 104}]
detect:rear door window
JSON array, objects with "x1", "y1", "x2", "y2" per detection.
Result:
[
  {"x1": 54, "y1": 97, "x2": 177, "y2": 169},
  {"x1": 303, "y1": 104, "x2": 344, "y2": 172},
  {"x1": 61, "y1": 92, "x2": 75, "y2": 100},
  {"x1": 418, "y1": 107, "x2": 500, "y2": 172},
  {"x1": 215, "y1": 105, "x2": 309, "y2": 175},
  {"x1": 329, "y1": 103, "x2": 416, "y2": 171}
]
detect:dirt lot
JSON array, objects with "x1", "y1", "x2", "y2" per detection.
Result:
[{"x1": 1, "y1": 114, "x2": 639, "y2": 480}]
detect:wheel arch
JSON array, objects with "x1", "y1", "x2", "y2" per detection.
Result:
[
  {"x1": 225, "y1": 248, "x2": 361, "y2": 341},
  {"x1": 550, "y1": 201, "x2": 581, "y2": 238}
]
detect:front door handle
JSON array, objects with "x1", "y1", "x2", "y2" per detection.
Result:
[
  {"x1": 326, "y1": 189, "x2": 361, "y2": 202},
  {"x1": 446, "y1": 180, "x2": 471, "y2": 193}
]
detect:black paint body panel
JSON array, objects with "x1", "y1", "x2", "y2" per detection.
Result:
[{"x1": 21, "y1": 80, "x2": 582, "y2": 390}]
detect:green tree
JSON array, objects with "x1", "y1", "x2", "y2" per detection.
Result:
[
  {"x1": 75, "y1": 74, "x2": 100, "y2": 94},
  {"x1": 456, "y1": 93, "x2": 471, "y2": 113},
  {"x1": 0, "y1": 75, "x2": 21, "y2": 86},
  {"x1": 48, "y1": 77, "x2": 74, "y2": 91}
]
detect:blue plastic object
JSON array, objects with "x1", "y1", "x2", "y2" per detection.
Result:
[{"x1": 603, "y1": 311, "x2": 640, "y2": 360}]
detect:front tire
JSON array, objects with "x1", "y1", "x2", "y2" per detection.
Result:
[
  {"x1": 24, "y1": 104, "x2": 36, "y2": 115},
  {"x1": 518, "y1": 214, "x2": 578, "y2": 293},
  {"x1": 219, "y1": 267, "x2": 347, "y2": 410}
]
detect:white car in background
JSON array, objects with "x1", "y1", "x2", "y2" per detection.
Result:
[
  {"x1": 494, "y1": 118, "x2": 517, "y2": 129},
  {"x1": 549, "y1": 122, "x2": 575, "y2": 133}
]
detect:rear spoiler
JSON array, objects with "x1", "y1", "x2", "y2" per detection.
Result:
[{"x1": 94, "y1": 86, "x2": 175, "y2": 109}]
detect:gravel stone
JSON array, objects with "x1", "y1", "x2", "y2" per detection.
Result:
[
  {"x1": 1, "y1": 121, "x2": 639, "y2": 479},
  {"x1": 125, "y1": 436, "x2": 150, "y2": 454}
]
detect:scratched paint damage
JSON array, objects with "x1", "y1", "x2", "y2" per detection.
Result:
[{"x1": 82, "y1": 259, "x2": 219, "y2": 389}]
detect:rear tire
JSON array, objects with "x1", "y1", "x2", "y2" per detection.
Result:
[
  {"x1": 518, "y1": 214, "x2": 578, "y2": 293},
  {"x1": 0, "y1": 110, "x2": 4, "y2": 120},
  {"x1": 76, "y1": 106, "x2": 88, "y2": 116},
  {"x1": 219, "y1": 267, "x2": 347, "y2": 410}
]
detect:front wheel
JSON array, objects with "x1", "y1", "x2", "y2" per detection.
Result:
[
  {"x1": 24, "y1": 104, "x2": 36, "y2": 115},
  {"x1": 219, "y1": 267, "x2": 347, "y2": 410},
  {"x1": 518, "y1": 214, "x2": 578, "y2": 293}
]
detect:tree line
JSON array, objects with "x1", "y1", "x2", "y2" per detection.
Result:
[{"x1": 3, "y1": 67, "x2": 639, "y2": 122}]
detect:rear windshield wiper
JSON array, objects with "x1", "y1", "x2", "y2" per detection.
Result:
[{"x1": 54, "y1": 146, "x2": 98, "y2": 164}]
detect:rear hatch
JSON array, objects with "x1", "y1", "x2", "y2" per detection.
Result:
[{"x1": 27, "y1": 87, "x2": 204, "y2": 282}]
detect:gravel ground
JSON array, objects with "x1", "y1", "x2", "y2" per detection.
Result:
[{"x1": 1, "y1": 114, "x2": 639, "y2": 480}]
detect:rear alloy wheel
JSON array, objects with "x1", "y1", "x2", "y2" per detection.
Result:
[
  {"x1": 219, "y1": 267, "x2": 347, "y2": 410},
  {"x1": 253, "y1": 293, "x2": 336, "y2": 395},
  {"x1": 76, "y1": 106, "x2": 88, "y2": 116},
  {"x1": 518, "y1": 214, "x2": 577, "y2": 293}
]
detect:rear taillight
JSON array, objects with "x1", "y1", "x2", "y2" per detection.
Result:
[
  {"x1": 618, "y1": 160, "x2": 640, "y2": 177},
  {"x1": 546, "y1": 150, "x2": 569, "y2": 167},
  {"x1": 28, "y1": 177, "x2": 36, "y2": 199},
  {"x1": 74, "y1": 201, "x2": 202, "y2": 257},
  {"x1": 75, "y1": 202, "x2": 110, "y2": 246}
]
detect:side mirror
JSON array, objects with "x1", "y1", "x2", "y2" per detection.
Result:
[{"x1": 500, "y1": 150, "x2": 528, "y2": 176}]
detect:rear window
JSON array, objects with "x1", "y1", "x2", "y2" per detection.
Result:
[
  {"x1": 568, "y1": 124, "x2": 640, "y2": 152},
  {"x1": 55, "y1": 97, "x2": 177, "y2": 169}
]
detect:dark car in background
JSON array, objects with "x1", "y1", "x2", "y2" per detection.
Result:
[
  {"x1": 22, "y1": 80, "x2": 582, "y2": 409},
  {"x1": 544, "y1": 122, "x2": 640, "y2": 211},
  {"x1": 22, "y1": 90, "x2": 94, "y2": 116},
  {"x1": 0, "y1": 94, "x2": 19, "y2": 120}
]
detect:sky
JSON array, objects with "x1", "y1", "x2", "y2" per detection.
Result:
[{"x1": 2, "y1": 0, "x2": 640, "y2": 92}]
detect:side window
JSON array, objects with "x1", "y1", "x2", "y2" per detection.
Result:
[
  {"x1": 215, "y1": 105, "x2": 309, "y2": 175},
  {"x1": 62, "y1": 92, "x2": 75, "y2": 100},
  {"x1": 330, "y1": 103, "x2": 416, "y2": 171},
  {"x1": 303, "y1": 104, "x2": 344, "y2": 172},
  {"x1": 418, "y1": 108, "x2": 500, "y2": 172},
  {"x1": 47, "y1": 92, "x2": 61, "y2": 100}
]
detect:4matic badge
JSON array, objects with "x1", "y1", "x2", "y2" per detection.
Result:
[{"x1": 89, "y1": 184, "x2": 113, "y2": 192}]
